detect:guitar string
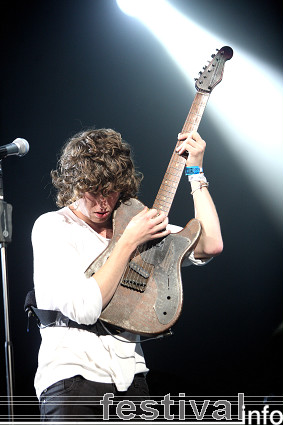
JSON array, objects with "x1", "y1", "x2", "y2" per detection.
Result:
[
  {"x1": 138, "y1": 148, "x2": 185, "y2": 284},
  {"x1": 112, "y1": 93, "x2": 209, "y2": 336},
  {"x1": 124, "y1": 97, "x2": 204, "y2": 291},
  {"x1": 122, "y1": 93, "x2": 208, "y2": 293},
  {"x1": 136, "y1": 94, "x2": 208, "y2": 278}
]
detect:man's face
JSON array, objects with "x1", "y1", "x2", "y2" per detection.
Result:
[{"x1": 79, "y1": 191, "x2": 120, "y2": 225}]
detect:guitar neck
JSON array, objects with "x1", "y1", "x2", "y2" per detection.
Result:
[{"x1": 152, "y1": 91, "x2": 210, "y2": 214}]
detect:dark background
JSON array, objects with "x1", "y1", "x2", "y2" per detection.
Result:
[{"x1": 0, "y1": 0, "x2": 282, "y2": 419}]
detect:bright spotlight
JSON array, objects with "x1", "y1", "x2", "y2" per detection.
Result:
[
  {"x1": 117, "y1": 0, "x2": 283, "y2": 227},
  {"x1": 117, "y1": 0, "x2": 220, "y2": 78},
  {"x1": 116, "y1": 0, "x2": 159, "y2": 17}
]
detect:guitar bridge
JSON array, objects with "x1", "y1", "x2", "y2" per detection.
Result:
[
  {"x1": 121, "y1": 260, "x2": 151, "y2": 292},
  {"x1": 121, "y1": 278, "x2": 147, "y2": 292}
]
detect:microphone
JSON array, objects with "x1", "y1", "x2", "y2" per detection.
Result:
[{"x1": 0, "y1": 138, "x2": 29, "y2": 160}]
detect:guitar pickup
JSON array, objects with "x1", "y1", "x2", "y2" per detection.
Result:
[{"x1": 129, "y1": 261, "x2": 150, "y2": 278}]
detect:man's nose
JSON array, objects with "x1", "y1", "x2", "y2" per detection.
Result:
[{"x1": 98, "y1": 196, "x2": 107, "y2": 205}]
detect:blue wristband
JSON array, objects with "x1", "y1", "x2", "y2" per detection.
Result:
[{"x1": 185, "y1": 166, "x2": 203, "y2": 175}]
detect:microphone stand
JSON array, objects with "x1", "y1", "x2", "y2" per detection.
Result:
[{"x1": 0, "y1": 159, "x2": 14, "y2": 422}]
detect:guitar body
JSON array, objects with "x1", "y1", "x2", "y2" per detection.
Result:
[{"x1": 85, "y1": 198, "x2": 201, "y2": 336}]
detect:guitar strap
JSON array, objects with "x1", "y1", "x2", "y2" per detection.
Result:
[{"x1": 24, "y1": 289, "x2": 121, "y2": 336}]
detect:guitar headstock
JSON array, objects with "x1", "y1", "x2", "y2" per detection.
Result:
[{"x1": 195, "y1": 46, "x2": 233, "y2": 93}]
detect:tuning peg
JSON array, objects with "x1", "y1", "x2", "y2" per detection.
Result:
[
  {"x1": 211, "y1": 54, "x2": 215, "y2": 58},
  {"x1": 203, "y1": 66, "x2": 207, "y2": 70},
  {"x1": 198, "y1": 71, "x2": 203, "y2": 75}
]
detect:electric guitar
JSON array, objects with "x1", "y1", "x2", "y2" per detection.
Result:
[{"x1": 85, "y1": 46, "x2": 233, "y2": 336}]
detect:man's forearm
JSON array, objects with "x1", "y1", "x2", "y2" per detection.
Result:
[{"x1": 190, "y1": 183, "x2": 223, "y2": 258}]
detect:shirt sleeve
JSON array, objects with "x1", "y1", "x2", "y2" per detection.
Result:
[{"x1": 32, "y1": 213, "x2": 102, "y2": 325}]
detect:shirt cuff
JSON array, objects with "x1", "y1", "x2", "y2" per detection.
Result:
[{"x1": 182, "y1": 250, "x2": 213, "y2": 267}]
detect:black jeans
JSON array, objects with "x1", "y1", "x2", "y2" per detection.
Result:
[{"x1": 40, "y1": 374, "x2": 149, "y2": 422}]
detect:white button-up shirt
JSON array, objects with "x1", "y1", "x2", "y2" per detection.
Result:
[{"x1": 32, "y1": 207, "x2": 209, "y2": 399}]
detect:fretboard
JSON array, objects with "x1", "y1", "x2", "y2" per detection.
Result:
[{"x1": 152, "y1": 91, "x2": 210, "y2": 214}]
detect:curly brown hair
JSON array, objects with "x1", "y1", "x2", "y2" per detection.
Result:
[{"x1": 51, "y1": 128, "x2": 143, "y2": 207}]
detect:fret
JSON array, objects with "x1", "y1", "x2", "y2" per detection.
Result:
[
  {"x1": 156, "y1": 188, "x2": 175, "y2": 197},
  {"x1": 163, "y1": 168, "x2": 183, "y2": 180},
  {"x1": 182, "y1": 92, "x2": 209, "y2": 134},
  {"x1": 157, "y1": 187, "x2": 175, "y2": 196},
  {"x1": 152, "y1": 91, "x2": 210, "y2": 214},
  {"x1": 155, "y1": 195, "x2": 174, "y2": 205},
  {"x1": 160, "y1": 186, "x2": 177, "y2": 195},
  {"x1": 155, "y1": 200, "x2": 172, "y2": 209},
  {"x1": 163, "y1": 173, "x2": 181, "y2": 182},
  {"x1": 153, "y1": 191, "x2": 173, "y2": 202}
]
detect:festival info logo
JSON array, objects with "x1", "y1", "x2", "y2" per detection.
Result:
[{"x1": 99, "y1": 393, "x2": 283, "y2": 424}]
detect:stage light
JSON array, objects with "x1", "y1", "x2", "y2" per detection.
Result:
[
  {"x1": 116, "y1": 0, "x2": 157, "y2": 17},
  {"x1": 117, "y1": 0, "x2": 220, "y2": 77},
  {"x1": 117, "y1": 0, "x2": 283, "y2": 227}
]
